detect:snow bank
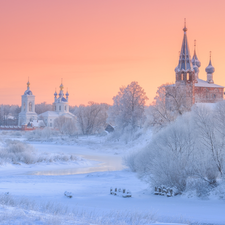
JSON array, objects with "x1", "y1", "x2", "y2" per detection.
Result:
[
  {"x1": 0, "y1": 193, "x2": 159, "y2": 225},
  {"x1": 0, "y1": 140, "x2": 80, "y2": 165}
]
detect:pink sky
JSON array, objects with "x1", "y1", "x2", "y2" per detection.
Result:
[{"x1": 1, "y1": 0, "x2": 225, "y2": 105}]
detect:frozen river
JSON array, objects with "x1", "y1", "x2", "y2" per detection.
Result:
[{"x1": 30, "y1": 142, "x2": 125, "y2": 175}]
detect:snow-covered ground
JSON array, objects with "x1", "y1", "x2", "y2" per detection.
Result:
[{"x1": 0, "y1": 133, "x2": 224, "y2": 224}]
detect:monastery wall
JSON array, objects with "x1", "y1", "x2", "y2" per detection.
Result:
[{"x1": 194, "y1": 87, "x2": 224, "y2": 103}]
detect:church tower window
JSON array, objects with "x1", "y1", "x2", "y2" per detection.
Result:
[
  {"x1": 59, "y1": 106, "x2": 61, "y2": 111},
  {"x1": 29, "y1": 102, "x2": 32, "y2": 112}
]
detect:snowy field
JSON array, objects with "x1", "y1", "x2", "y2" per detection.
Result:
[{"x1": 0, "y1": 132, "x2": 224, "y2": 224}]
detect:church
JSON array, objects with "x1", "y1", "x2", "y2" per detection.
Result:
[
  {"x1": 18, "y1": 81, "x2": 75, "y2": 127},
  {"x1": 167, "y1": 21, "x2": 224, "y2": 107}
]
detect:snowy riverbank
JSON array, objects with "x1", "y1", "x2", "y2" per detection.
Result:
[{"x1": 0, "y1": 136, "x2": 224, "y2": 224}]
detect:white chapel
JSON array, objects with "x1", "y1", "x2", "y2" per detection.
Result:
[{"x1": 38, "y1": 82, "x2": 75, "y2": 127}]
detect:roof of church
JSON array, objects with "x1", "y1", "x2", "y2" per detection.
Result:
[
  {"x1": 176, "y1": 21, "x2": 193, "y2": 73},
  {"x1": 39, "y1": 111, "x2": 59, "y2": 117},
  {"x1": 38, "y1": 111, "x2": 75, "y2": 118},
  {"x1": 24, "y1": 89, "x2": 33, "y2": 95},
  {"x1": 195, "y1": 79, "x2": 224, "y2": 88}
]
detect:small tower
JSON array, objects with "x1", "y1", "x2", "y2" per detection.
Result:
[
  {"x1": 18, "y1": 79, "x2": 38, "y2": 125},
  {"x1": 53, "y1": 81, "x2": 69, "y2": 113},
  {"x1": 191, "y1": 40, "x2": 201, "y2": 80},
  {"x1": 205, "y1": 51, "x2": 215, "y2": 84}
]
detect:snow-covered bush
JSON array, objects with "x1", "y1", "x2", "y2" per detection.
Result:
[
  {"x1": 126, "y1": 102, "x2": 225, "y2": 196},
  {"x1": 0, "y1": 140, "x2": 79, "y2": 165},
  {"x1": 26, "y1": 127, "x2": 59, "y2": 141},
  {"x1": 0, "y1": 140, "x2": 36, "y2": 164}
]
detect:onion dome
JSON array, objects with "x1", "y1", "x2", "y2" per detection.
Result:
[
  {"x1": 205, "y1": 52, "x2": 215, "y2": 74},
  {"x1": 54, "y1": 90, "x2": 57, "y2": 98},
  {"x1": 60, "y1": 83, "x2": 64, "y2": 91},
  {"x1": 24, "y1": 79, "x2": 33, "y2": 95},
  {"x1": 66, "y1": 91, "x2": 69, "y2": 98},
  {"x1": 192, "y1": 40, "x2": 201, "y2": 68},
  {"x1": 193, "y1": 65, "x2": 199, "y2": 74}
]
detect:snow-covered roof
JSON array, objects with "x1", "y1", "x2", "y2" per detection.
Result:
[
  {"x1": 30, "y1": 120, "x2": 45, "y2": 127},
  {"x1": 39, "y1": 111, "x2": 75, "y2": 118},
  {"x1": 195, "y1": 79, "x2": 224, "y2": 88},
  {"x1": 39, "y1": 111, "x2": 59, "y2": 117},
  {"x1": 195, "y1": 102, "x2": 217, "y2": 110},
  {"x1": 60, "y1": 112, "x2": 75, "y2": 118}
]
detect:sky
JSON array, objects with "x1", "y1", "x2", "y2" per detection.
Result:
[{"x1": 1, "y1": 0, "x2": 225, "y2": 106}]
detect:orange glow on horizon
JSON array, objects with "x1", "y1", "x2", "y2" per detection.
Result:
[{"x1": 1, "y1": 0, "x2": 225, "y2": 106}]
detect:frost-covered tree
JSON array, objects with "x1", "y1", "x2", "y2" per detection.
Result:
[
  {"x1": 54, "y1": 116, "x2": 77, "y2": 136},
  {"x1": 108, "y1": 81, "x2": 148, "y2": 132},
  {"x1": 145, "y1": 83, "x2": 192, "y2": 130},
  {"x1": 35, "y1": 102, "x2": 53, "y2": 114},
  {"x1": 0, "y1": 104, "x2": 20, "y2": 125},
  {"x1": 73, "y1": 102, "x2": 109, "y2": 135},
  {"x1": 126, "y1": 102, "x2": 225, "y2": 194}
]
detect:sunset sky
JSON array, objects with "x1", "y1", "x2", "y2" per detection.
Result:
[{"x1": 1, "y1": 0, "x2": 225, "y2": 106}]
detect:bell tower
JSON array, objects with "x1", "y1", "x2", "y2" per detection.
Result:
[
  {"x1": 174, "y1": 19, "x2": 195, "y2": 106},
  {"x1": 18, "y1": 80, "x2": 38, "y2": 125}
]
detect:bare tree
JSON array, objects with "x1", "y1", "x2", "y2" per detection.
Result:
[
  {"x1": 35, "y1": 102, "x2": 53, "y2": 114},
  {"x1": 146, "y1": 83, "x2": 192, "y2": 129},
  {"x1": 54, "y1": 116, "x2": 77, "y2": 136},
  {"x1": 108, "y1": 81, "x2": 148, "y2": 131},
  {"x1": 74, "y1": 102, "x2": 109, "y2": 135}
]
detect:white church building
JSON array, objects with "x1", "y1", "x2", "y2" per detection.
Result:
[
  {"x1": 39, "y1": 83, "x2": 75, "y2": 127},
  {"x1": 18, "y1": 81, "x2": 75, "y2": 128}
]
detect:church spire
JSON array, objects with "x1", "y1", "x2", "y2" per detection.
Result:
[{"x1": 176, "y1": 19, "x2": 193, "y2": 73}]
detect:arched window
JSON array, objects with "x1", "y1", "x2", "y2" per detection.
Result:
[
  {"x1": 59, "y1": 106, "x2": 61, "y2": 111},
  {"x1": 65, "y1": 106, "x2": 67, "y2": 111},
  {"x1": 29, "y1": 102, "x2": 32, "y2": 112}
]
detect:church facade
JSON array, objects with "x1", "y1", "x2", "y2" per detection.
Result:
[
  {"x1": 168, "y1": 22, "x2": 224, "y2": 107},
  {"x1": 18, "y1": 81, "x2": 75, "y2": 127}
]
